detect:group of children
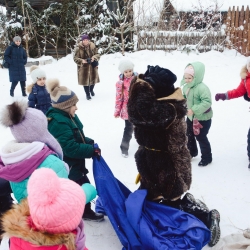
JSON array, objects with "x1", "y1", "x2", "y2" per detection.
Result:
[
  {"x1": 115, "y1": 57, "x2": 250, "y2": 169},
  {"x1": 1, "y1": 51, "x2": 250, "y2": 249}
]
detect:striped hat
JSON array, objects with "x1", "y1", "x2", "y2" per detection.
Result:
[{"x1": 46, "y1": 79, "x2": 79, "y2": 111}]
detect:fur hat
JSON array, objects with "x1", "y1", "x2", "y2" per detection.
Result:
[
  {"x1": 30, "y1": 65, "x2": 46, "y2": 83},
  {"x1": 13, "y1": 36, "x2": 21, "y2": 42},
  {"x1": 184, "y1": 65, "x2": 194, "y2": 76},
  {"x1": 0, "y1": 101, "x2": 63, "y2": 159},
  {"x1": 143, "y1": 65, "x2": 177, "y2": 99},
  {"x1": 46, "y1": 79, "x2": 79, "y2": 111},
  {"x1": 28, "y1": 168, "x2": 86, "y2": 233},
  {"x1": 81, "y1": 34, "x2": 90, "y2": 41},
  {"x1": 118, "y1": 59, "x2": 134, "y2": 73}
]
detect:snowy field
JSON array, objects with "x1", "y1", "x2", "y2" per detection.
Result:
[{"x1": 0, "y1": 48, "x2": 250, "y2": 249}]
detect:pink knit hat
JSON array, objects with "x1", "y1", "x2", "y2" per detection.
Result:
[
  {"x1": 184, "y1": 65, "x2": 195, "y2": 76},
  {"x1": 27, "y1": 168, "x2": 86, "y2": 234}
]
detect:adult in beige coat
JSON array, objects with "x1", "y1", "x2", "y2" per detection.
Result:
[{"x1": 73, "y1": 34, "x2": 100, "y2": 100}]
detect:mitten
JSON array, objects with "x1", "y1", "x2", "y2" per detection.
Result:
[
  {"x1": 215, "y1": 93, "x2": 226, "y2": 101},
  {"x1": 193, "y1": 118, "x2": 203, "y2": 135},
  {"x1": 81, "y1": 183, "x2": 97, "y2": 203},
  {"x1": 93, "y1": 147, "x2": 101, "y2": 160}
]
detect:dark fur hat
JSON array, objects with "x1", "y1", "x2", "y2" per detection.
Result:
[{"x1": 143, "y1": 65, "x2": 177, "y2": 99}]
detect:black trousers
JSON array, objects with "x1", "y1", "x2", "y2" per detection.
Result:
[
  {"x1": 73, "y1": 174, "x2": 93, "y2": 214},
  {"x1": 120, "y1": 120, "x2": 133, "y2": 154},
  {"x1": 186, "y1": 118, "x2": 212, "y2": 162},
  {"x1": 83, "y1": 85, "x2": 95, "y2": 96},
  {"x1": 247, "y1": 128, "x2": 250, "y2": 160},
  {"x1": 10, "y1": 81, "x2": 26, "y2": 95}
]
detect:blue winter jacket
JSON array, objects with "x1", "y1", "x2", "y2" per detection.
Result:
[
  {"x1": 28, "y1": 84, "x2": 52, "y2": 114},
  {"x1": 4, "y1": 42, "x2": 27, "y2": 82}
]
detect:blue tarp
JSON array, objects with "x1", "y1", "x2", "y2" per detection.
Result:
[{"x1": 93, "y1": 155, "x2": 210, "y2": 250}]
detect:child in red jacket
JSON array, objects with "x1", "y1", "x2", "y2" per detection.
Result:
[
  {"x1": 215, "y1": 57, "x2": 250, "y2": 168},
  {"x1": 114, "y1": 59, "x2": 137, "y2": 158}
]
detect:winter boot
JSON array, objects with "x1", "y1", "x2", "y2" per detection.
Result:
[
  {"x1": 83, "y1": 203, "x2": 104, "y2": 222},
  {"x1": 248, "y1": 162, "x2": 250, "y2": 170},
  {"x1": 198, "y1": 159, "x2": 212, "y2": 167},
  {"x1": 10, "y1": 90, "x2": 14, "y2": 97},
  {"x1": 20, "y1": 81, "x2": 27, "y2": 96},
  {"x1": 84, "y1": 86, "x2": 91, "y2": 100},
  {"x1": 90, "y1": 85, "x2": 95, "y2": 96},
  {"x1": 207, "y1": 209, "x2": 221, "y2": 247}
]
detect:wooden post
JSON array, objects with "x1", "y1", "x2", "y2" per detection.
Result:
[
  {"x1": 243, "y1": 6, "x2": 249, "y2": 55},
  {"x1": 237, "y1": 6, "x2": 244, "y2": 54}
]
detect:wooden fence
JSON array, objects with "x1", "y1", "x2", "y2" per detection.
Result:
[
  {"x1": 226, "y1": 5, "x2": 250, "y2": 56},
  {"x1": 137, "y1": 32, "x2": 226, "y2": 53}
]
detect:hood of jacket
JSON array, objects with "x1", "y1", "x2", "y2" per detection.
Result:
[
  {"x1": 0, "y1": 141, "x2": 56, "y2": 182},
  {"x1": 181, "y1": 61, "x2": 205, "y2": 88},
  {"x1": 2, "y1": 199, "x2": 76, "y2": 250},
  {"x1": 240, "y1": 66, "x2": 250, "y2": 79}
]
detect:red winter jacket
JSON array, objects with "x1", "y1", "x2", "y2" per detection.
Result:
[{"x1": 227, "y1": 67, "x2": 250, "y2": 99}]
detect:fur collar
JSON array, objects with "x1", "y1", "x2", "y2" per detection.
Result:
[
  {"x1": 2, "y1": 199, "x2": 76, "y2": 250},
  {"x1": 157, "y1": 88, "x2": 185, "y2": 101},
  {"x1": 240, "y1": 66, "x2": 249, "y2": 79},
  {"x1": 78, "y1": 41, "x2": 95, "y2": 50}
]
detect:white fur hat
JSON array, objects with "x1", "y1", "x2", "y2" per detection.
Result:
[
  {"x1": 118, "y1": 59, "x2": 134, "y2": 73},
  {"x1": 30, "y1": 65, "x2": 46, "y2": 83}
]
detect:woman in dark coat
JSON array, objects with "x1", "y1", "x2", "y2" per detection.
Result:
[{"x1": 4, "y1": 36, "x2": 27, "y2": 97}]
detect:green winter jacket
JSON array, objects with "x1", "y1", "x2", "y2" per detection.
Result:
[
  {"x1": 46, "y1": 107, "x2": 94, "y2": 181},
  {"x1": 11, "y1": 155, "x2": 68, "y2": 203},
  {"x1": 181, "y1": 62, "x2": 213, "y2": 121}
]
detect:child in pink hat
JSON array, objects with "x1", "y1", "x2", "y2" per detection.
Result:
[{"x1": 1, "y1": 168, "x2": 96, "y2": 250}]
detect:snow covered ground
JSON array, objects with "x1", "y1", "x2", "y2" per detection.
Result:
[{"x1": 0, "y1": 49, "x2": 250, "y2": 249}]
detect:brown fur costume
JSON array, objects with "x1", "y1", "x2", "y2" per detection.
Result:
[{"x1": 128, "y1": 74, "x2": 192, "y2": 201}]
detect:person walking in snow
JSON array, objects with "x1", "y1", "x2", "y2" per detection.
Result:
[
  {"x1": 46, "y1": 79, "x2": 104, "y2": 222},
  {"x1": 181, "y1": 62, "x2": 213, "y2": 167},
  {"x1": 73, "y1": 34, "x2": 100, "y2": 100},
  {"x1": 114, "y1": 59, "x2": 137, "y2": 158},
  {"x1": 4, "y1": 36, "x2": 27, "y2": 97},
  {"x1": 26, "y1": 65, "x2": 52, "y2": 114},
  {"x1": 215, "y1": 57, "x2": 250, "y2": 169},
  {"x1": 1, "y1": 168, "x2": 95, "y2": 250}
]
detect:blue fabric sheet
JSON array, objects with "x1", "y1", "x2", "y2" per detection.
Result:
[{"x1": 93, "y1": 153, "x2": 210, "y2": 250}]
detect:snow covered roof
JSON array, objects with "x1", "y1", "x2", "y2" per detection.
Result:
[{"x1": 171, "y1": 0, "x2": 250, "y2": 12}]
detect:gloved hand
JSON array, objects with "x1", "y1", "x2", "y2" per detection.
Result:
[
  {"x1": 93, "y1": 147, "x2": 101, "y2": 160},
  {"x1": 193, "y1": 118, "x2": 203, "y2": 135},
  {"x1": 86, "y1": 58, "x2": 92, "y2": 64},
  {"x1": 215, "y1": 93, "x2": 226, "y2": 101}
]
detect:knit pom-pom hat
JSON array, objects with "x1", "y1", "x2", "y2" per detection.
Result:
[
  {"x1": 27, "y1": 168, "x2": 86, "y2": 233},
  {"x1": 0, "y1": 101, "x2": 63, "y2": 159},
  {"x1": 30, "y1": 65, "x2": 46, "y2": 83},
  {"x1": 118, "y1": 59, "x2": 134, "y2": 73},
  {"x1": 46, "y1": 79, "x2": 79, "y2": 111}
]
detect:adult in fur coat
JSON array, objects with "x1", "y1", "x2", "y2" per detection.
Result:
[
  {"x1": 128, "y1": 65, "x2": 221, "y2": 247},
  {"x1": 215, "y1": 57, "x2": 250, "y2": 168},
  {"x1": 73, "y1": 34, "x2": 100, "y2": 100}
]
